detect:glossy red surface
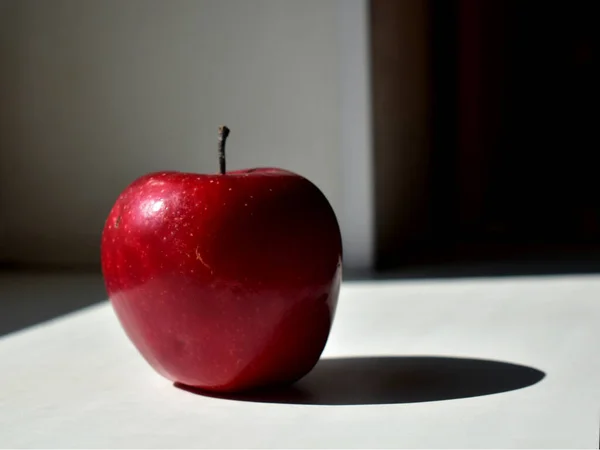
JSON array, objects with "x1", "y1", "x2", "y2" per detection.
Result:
[{"x1": 101, "y1": 168, "x2": 342, "y2": 393}]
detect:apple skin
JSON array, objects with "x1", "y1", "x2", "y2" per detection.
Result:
[{"x1": 101, "y1": 167, "x2": 342, "y2": 393}]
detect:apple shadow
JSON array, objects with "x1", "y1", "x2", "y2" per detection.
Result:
[{"x1": 175, "y1": 356, "x2": 545, "y2": 406}]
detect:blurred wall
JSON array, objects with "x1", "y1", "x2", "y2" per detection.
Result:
[
  {"x1": 0, "y1": 0, "x2": 369, "y2": 268},
  {"x1": 370, "y1": 0, "x2": 431, "y2": 269}
]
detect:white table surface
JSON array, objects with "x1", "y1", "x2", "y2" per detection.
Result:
[{"x1": 1, "y1": 273, "x2": 599, "y2": 448}]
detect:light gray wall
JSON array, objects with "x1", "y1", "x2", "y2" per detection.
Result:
[{"x1": 0, "y1": 0, "x2": 362, "y2": 267}]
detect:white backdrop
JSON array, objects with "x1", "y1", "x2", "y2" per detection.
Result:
[{"x1": 0, "y1": 0, "x2": 374, "y2": 270}]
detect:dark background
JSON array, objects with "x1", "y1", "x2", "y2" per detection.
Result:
[{"x1": 372, "y1": 0, "x2": 599, "y2": 271}]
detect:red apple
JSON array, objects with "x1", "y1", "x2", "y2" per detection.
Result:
[{"x1": 101, "y1": 127, "x2": 342, "y2": 393}]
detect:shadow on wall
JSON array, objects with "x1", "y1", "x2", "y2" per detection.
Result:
[
  {"x1": 177, "y1": 355, "x2": 545, "y2": 405},
  {"x1": 0, "y1": 271, "x2": 107, "y2": 337}
]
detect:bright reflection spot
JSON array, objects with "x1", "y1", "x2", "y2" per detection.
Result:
[
  {"x1": 141, "y1": 199, "x2": 165, "y2": 217},
  {"x1": 151, "y1": 200, "x2": 164, "y2": 212}
]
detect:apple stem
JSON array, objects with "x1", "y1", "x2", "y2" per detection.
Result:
[{"x1": 218, "y1": 126, "x2": 230, "y2": 175}]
